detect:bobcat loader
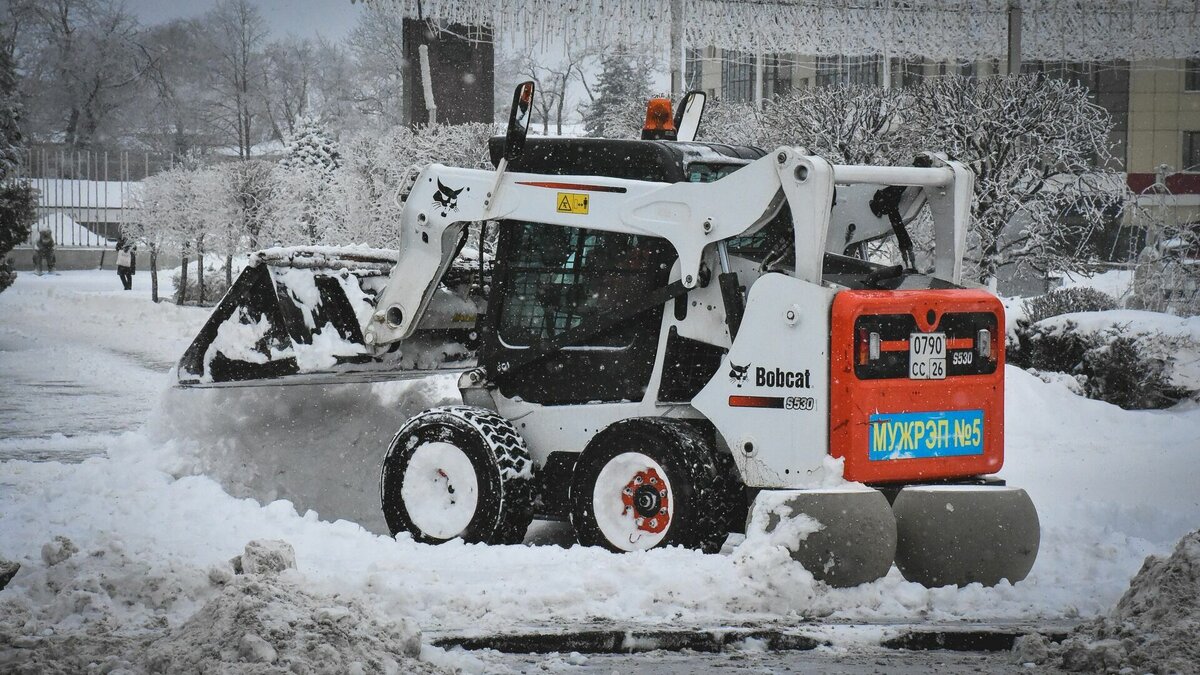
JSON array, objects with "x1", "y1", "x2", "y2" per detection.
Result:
[{"x1": 173, "y1": 83, "x2": 1039, "y2": 588}]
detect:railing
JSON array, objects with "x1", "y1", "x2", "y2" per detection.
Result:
[{"x1": 6, "y1": 147, "x2": 173, "y2": 248}]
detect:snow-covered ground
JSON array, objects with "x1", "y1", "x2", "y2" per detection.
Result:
[{"x1": 1, "y1": 271, "x2": 1198, "y2": 671}]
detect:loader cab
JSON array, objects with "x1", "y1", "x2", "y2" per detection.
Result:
[{"x1": 481, "y1": 137, "x2": 759, "y2": 405}]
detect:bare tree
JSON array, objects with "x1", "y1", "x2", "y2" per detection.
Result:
[
  {"x1": 260, "y1": 37, "x2": 316, "y2": 141},
  {"x1": 345, "y1": 4, "x2": 405, "y2": 127},
  {"x1": 137, "y1": 19, "x2": 211, "y2": 157},
  {"x1": 9, "y1": 0, "x2": 149, "y2": 147},
  {"x1": 201, "y1": 0, "x2": 268, "y2": 159}
]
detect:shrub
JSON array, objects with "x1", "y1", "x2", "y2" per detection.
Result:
[
  {"x1": 0, "y1": 257, "x2": 14, "y2": 293},
  {"x1": 1011, "y1": 320, "x2": 1189, "y2": 409},
  {"x1": 1022, "y1": 287, "x2": 1117, "y2": 325},
  {"x1": 1009, "y1": 319, "x2": 1095, "y2": 374},
  {"x1": 1082, "y1": 336, "x2": 1186, "y2": 410},
  {"x1": 171, "y1": 270, "x2": 231, "y2": 306}
]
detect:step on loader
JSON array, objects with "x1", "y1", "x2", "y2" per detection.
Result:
[{"x1": 173, "y1": 82, "x2": 1039, "y2": 588}]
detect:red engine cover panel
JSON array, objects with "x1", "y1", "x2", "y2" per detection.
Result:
[{"x1": 829, "y1": 289, "x2": 1005, "y2": 484}]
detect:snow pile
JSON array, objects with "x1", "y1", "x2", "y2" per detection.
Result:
[
  {"x1": 1053, "y1": 530, "x2": 1200, "y2": 674},
  {"x1": 142, "y1": 566, "x2": 434, "y2": 674},
  {"x1": 0, "y1": 536, "x2": 446, "y2": 674}
]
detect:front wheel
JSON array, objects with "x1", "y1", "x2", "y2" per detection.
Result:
[
  {"x1": 570, "y1": 418, "x2": 738, "y2": 553},
  {"x1": 381, "y1": 406, "x2": 535, "y2": 545}
]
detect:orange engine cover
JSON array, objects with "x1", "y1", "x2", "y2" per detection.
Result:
[{"x1": 829, "y1": 288, "x2": 1005, "y2": 484}]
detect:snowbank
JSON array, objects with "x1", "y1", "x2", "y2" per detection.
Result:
[
  {"x1": 0, "y1": 535, "x2": 447, "y2": 674},
  {"x1": 1036, "y1": 530, "x2": 1200, "y2": 673}
]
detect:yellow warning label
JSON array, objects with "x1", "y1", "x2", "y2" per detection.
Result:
[{"x1": 556, "y1": 192, "x2": 589, "y2": 215}]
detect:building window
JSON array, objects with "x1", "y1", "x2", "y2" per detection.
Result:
[
  {"x1": 764, "y1": 54, "x2": 794, "y2": 99},
  {"x1": 721, "y1": 50, "x2": 754, "y2": 103},
  {"x1": 1187, "y1": 59, "x2": 1200, "y2": 91},
  {"x1": 891, "y1": 58, "x2": 924, "y2": 88},
  {"x1": 1185, "y1": 131, "x2": 1200, "y2": 171},
  {"x1": 685, "y1": 48, "x2": 705, "y2": 91},
  {"x1": 816, "y1": 55, "x2": 880, "y2": 87}
]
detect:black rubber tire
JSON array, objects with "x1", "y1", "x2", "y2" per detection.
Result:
[
  {"x1": 381, "y1": 406, "x2": 535, "y2": 545},
  {"x1": 569, "y1": 418, "x2": 738, "y2": 553}
]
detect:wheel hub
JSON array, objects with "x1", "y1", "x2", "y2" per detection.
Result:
[{"x1": 620, "y1": 468, "x2": 670, "y2": 533}]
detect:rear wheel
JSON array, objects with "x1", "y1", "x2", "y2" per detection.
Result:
[
  {"x1": 381, "y1": 406, "x2": 534, "y2": 545},
  {"x1": 570, "y1": 418, "x2": 737, "y2": 553}
]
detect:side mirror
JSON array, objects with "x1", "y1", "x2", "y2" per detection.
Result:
[
  {"x1": 504, "y1": 81, "x2": 535, "y2": 161},
  {"x1": 674, "y1": 90, "x2": 706, "y2": 142}
]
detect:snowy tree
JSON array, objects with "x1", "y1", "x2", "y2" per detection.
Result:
[
  {"x1": 0, "y1": 35, "x2": 36, "y2": 294},
  {"x1": 1132, "y1": 171, "x2": 1200, "y2": 316},
  {"x1": 274, "y1": 116, "x2": 342, "y2": 245},
  {"x1": 279, "y1": 115, "x2": 341, "y2": 175},
  {"x1": 583, "y1": 51, "x2": 653, "y2": 138},
  {"x1": 694, "y1": 76, "x2": 1129, "y2": 284},
  {"x1": 758, "y1": 85, "x2": 917, "y2": 166},
  {"x1": 913, "y1": 75, "x2": 1130, "y2": 283},
  {"x1": 310, "y1": 122, "x2": 493, "y2": 248},
  {"x1": 345, "y1": 4, "x2": 405, "y2": 127},
  {"x1": 132, "y1": 164, "x2": 223, "y2": 304},
  {"x1": 123, "y1": 173, "x2": 173, "y2": 302}
]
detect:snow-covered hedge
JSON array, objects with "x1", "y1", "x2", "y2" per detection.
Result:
[
  {"x1": 1022, "y1": 287, "x2": 1119, "y2": 325},
  {"x1": 1010, "y1": 310, "x2": 1199, "y2": 409}
]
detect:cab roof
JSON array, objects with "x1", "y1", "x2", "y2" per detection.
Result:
[{"x1": 487, "y1": 136, "x2": 764, "y2": 184}]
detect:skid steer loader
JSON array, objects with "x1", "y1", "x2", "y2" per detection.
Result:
[{"x1": 173, "y1": 83, "x2": 1039, "y2": 588}]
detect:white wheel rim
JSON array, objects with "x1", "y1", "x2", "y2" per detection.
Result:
[
  {"x1": 401, "y1": 441, "x2": 479, "y2": 540},
  {"x1": 592, "y1": 452, "x2": 673, "y2": 552}
]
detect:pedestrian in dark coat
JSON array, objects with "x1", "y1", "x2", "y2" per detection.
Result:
[{"x1": 116, "y1": 237, "x2": 136, "y2": 290}]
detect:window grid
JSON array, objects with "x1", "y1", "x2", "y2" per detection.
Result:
[
  {"x1": 721, "y1": 50, "x2": 755, "y2": 102},
  {"x1": 1184, "y1": 131, "x2": 1200, "y2": 171}
]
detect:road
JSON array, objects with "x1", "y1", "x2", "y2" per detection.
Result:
[{"x1": 0, "y1": 271, "x2": 1056, "y2": 673}]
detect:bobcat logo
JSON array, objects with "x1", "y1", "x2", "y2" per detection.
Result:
[
  {"x1": 432, "y1": 179, "x2": 466, "y2": 217},
  {"x1": 728, "y1": 362, "x2": 750, "y2": 387}
]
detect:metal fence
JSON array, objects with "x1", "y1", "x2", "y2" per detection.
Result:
[{"x1": 8, "y1": 146, "x2": 174, "y2": 248}]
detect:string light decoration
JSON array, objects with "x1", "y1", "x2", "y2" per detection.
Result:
[{"x1": 363, "y1": 0, "x2": 1200, "y2": 60}]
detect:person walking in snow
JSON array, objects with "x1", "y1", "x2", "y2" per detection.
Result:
[
  {"x1": 32, "y1": 229, "x2": 55, "y2": 275},
  {"x1": 115, "y1": 237, "x2": 135, "y2": 290}
]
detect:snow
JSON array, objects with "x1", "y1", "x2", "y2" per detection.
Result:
[
  {"x1": 1, "y1": 271, "x2": 1199, "y2": 669},
  {"x1": 1056, "y1": 268, "x2": 1135, "y2": 301}
]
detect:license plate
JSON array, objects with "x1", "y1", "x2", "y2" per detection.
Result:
[
  {"x1": 869, "y1": 409, "x2": 984, "y2": 460},
  {"x1": 909, "y1": 332, "x2": 946, "y2": 380}
]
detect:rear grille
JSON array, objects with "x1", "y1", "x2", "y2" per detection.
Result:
[{"x1": 853, "y1": 312, "x2": 998, "y2": 380}]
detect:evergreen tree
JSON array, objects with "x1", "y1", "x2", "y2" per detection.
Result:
[
  {"x1": 583, "y1": 52, "x2": 652, "y2": 139},
  {"x1": 279, "y1": 115, "x2": 341, "y2": 176},
  {"x1": 0, "y1": 34, "x2": 38, "y2": 294}
]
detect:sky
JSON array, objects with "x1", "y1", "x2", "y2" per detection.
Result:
[{"x1": 124, "y1": 0, "x2": 363, "y2": 41}]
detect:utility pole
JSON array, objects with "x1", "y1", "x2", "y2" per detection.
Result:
[
  {"x1": 1007, "y1": 0, "x2": 1022, "y2": 75},
  {"x1": 670, "y1": 0, "x2": 683, "y2": 96}
]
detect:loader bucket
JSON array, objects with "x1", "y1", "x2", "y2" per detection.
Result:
[
  {"x1": 160, "y1": 246, "x2": 480, "y2": 534},
  {"x1": 177, "y1": 248, "x2": 398, "y2": 385}
]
